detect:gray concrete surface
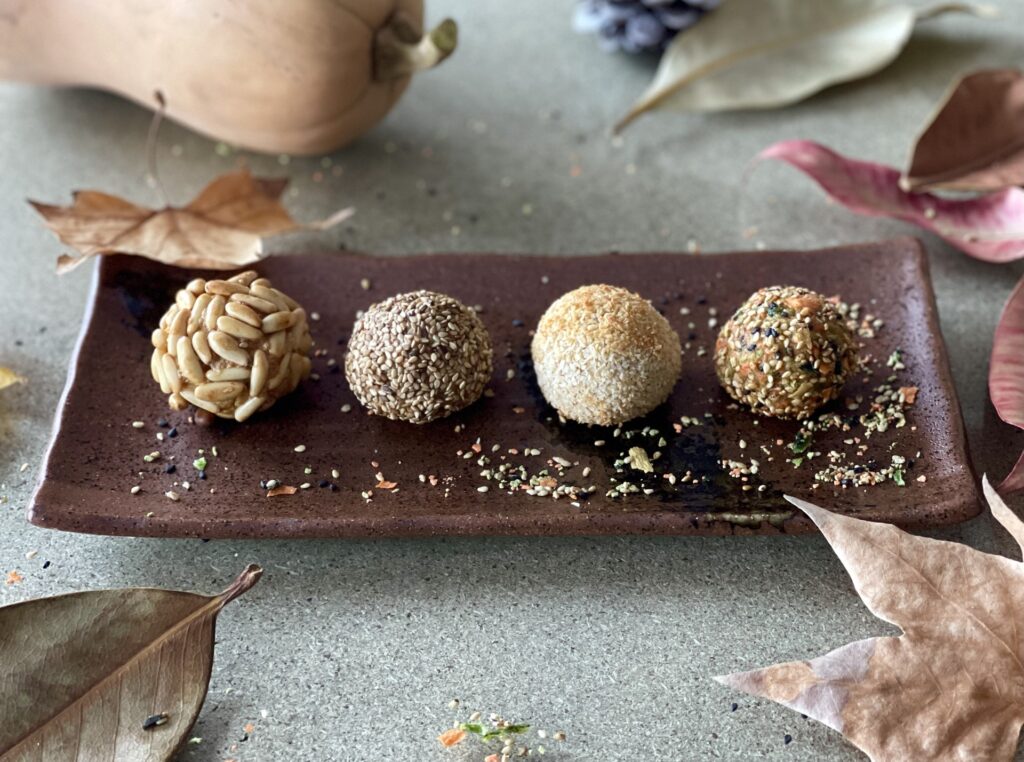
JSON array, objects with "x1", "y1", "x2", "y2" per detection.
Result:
[{"x1": 2, "y1": 2, "x2": 1023, "y2": 759}]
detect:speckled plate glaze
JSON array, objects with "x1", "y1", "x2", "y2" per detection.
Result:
[{"x1": 30, "y1": 238, "x2": 979, "y2": 538}]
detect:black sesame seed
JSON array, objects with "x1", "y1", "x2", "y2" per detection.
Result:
[
  {"x1": 42, "y1": 560, "x2": 51, "y2": 569},
  {"x1": 167, "y1": 427, "x2": 178, "y2": 438},
  {"x1": 784, "y1": 734, "x2": 793, "y2": 745},
  {"x1": 157, "y1": 418, "x2": 169, "y2": 428},
  {"x1": 164, "y1": 464, "x2": 176, "y2": 474},
  {"x1": 512, "y1": 319, "x2": 525, "y2": 328},
  {"x1": 142, "y1": 713, "x2": 169, "y2": 730},
  {"x1": 198, "y1": 471, "x2": 207, "y2": 480},
  {"x1": 329, "y1": 483, "x2": 339, "y2": 492},
  {"x1": 319, "y1": 480, "x2": 330, "y2": 488},
  {"x1": 731, "y1": 703, "x2": 739, "y2": 712}
]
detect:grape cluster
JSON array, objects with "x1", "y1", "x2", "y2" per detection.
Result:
[{"x1": 573, "y1": 0, "x2": 719, "y2": 54}]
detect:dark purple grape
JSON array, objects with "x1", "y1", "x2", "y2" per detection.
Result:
[{"x1": 573, "y1": 0, "x2": 719, "y2": 54}]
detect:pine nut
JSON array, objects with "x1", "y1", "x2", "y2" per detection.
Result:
[
  {"x1": 208, "y1": 331, "x2": 249, "y2": 366},
  {"x1": 176, "y1": 336, "x2": 205, "y2": 385},
  {"x1": 251, "y1": 278, "x2": 271, "y2": 289},
  {"x1": 288, "y1": 352, "x2": 304, "y2": 391},
  {"x1": 206, "y1": 366, "x2": 250, "y2": 382},
  {"x1": 180, "y1": 388, "x2": 219, "y2": 414},
  {"x1": 206, "y1": 279, "x2": 249, "y2": 296},
  {"x1": 167, "y1": 308, "x2": 189, "y2": 357},
  {"x1": 204, "y1": 295, "x2": 225, "y2": 331},
  {"x1": 225, "y1": 301, "x2": 262, "y2": 328},
  {"x1": 191, "y1": 330, "x2": 213, "y2": 364},
  {"x1": 268, "y1": 352, "x2": 292, "y2": 390},
  {"x1": 234, "y1": 396, "x2": 264, "y2": 422},
  {"x1": 195, "y1": 381, "x2": 245, "y2": 402},
  {"x1": 161, "y1": 353, "x2": 182, "y2": 393},
  {"x1": 151, "y1": 348, "x2": 167, "y2": 391},
  {"x1": 169, "y1": 392, "x2": 188, "y2": 411},
  {"x1": 251, "y1": 350, "x2": 268, "y2": 397},
  {"x1": 217, "y1": 315, "x2": 263, "y2": 341},
  {"x1": 151, "y1": 328, "x2": 166, "y2": 351},
  {"x1": 250, "y1": 285, "x2": 289, "y2": 312},
  {"x1": 189, "y1": 293, "x2": 212, "y2": 333},
  {"x1": 229, "y1": 270, "x2": 259, "y2": 286},
  {"x1": 186, "y1": 278, "x2": 207, "y2": 294},
  {"x1": 261, "y1": 311, "x2": 294, "y2": 333},
  {"x1": 267, "y1": 331, "x2": 286, "y2": 357},
  {"x1": 175, "y1": 288, "x2": 196, "y2": 310},
  {"x1": 231, "y1": 293, "x2": 278, "y2": 314}
]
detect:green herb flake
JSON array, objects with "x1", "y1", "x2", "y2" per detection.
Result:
[
  {"x1": 193, "y1": 456, "x2": 208, "y2": 472},
  {"x1": 891, "y1": 468, "x2": 905, "y2": 487}
]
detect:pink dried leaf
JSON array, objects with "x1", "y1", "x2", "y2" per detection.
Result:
[
  {"x1": 990, "y1": 275, "x2": 1024, "y2": 492},
  {"x1": 757, "y1": 139, "x2": 1024, "y2": 263},
  {"x1": 903, "y1": 68, "x2": 1024, "y2": 192}
]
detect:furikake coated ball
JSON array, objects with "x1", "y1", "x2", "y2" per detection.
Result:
[
  {"x1": 532, "y1": 284, "x2": 682, "y2": 425},
  {"x1": 150, "y1": 271, "x2": 312, "y2": 422},
  {"x1": 345, "y1": 290, "x2": 493, "y2": 424},
  {"x1": 715, "y1": 286, "x2": 859, "y2": 420}
]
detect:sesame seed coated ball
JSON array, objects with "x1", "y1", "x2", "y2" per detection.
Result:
[
  {"x1": 345, "y1": 290, "x2": 493, "y2": 424},
  {"x1": 150, "y1": 270, "x2": 312, "y2": 422},
  {"x1": 531, "y1": 284, "x2": 682, "y2": 425},
  {"x1": 714, "y1": 285, "x2": 859, "y2": 420}
]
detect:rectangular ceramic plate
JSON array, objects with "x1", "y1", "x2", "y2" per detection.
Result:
[{"x1": 30, "y1": 238, "x2": 978, "y2": 538}]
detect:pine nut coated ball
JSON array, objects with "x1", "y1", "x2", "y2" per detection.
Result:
[{"x1": 150, "y1": 271, "x2": 312, "y2": 422}]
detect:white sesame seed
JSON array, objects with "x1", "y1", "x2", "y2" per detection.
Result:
[
  {"x1": 132, "y1": 421, "x2": 145, "y2": 429},
  {"x1": 165, "y1": 491, "x2": 180, "y2": 501},
  {"x1": 294, "y1": 444, "x2": 306, "y2": 453}
]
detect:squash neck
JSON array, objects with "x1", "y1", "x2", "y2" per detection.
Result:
[{"x1": 374, "y1": 15, "x2": 457, "y2": 81}]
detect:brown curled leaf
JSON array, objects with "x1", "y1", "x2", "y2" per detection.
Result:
[
  {"x1": 717, "y1": 483, "x2": 1024, "y2": 761},
  {"x1": 0, "y1": 565, "x2": 262, "y2": 762},
  {"x1": 904, "y1": 69, "x2": 1024, "y2": 192},
  {"x1": 29, "y1": 170, "x2": 353, "y2": 274}
]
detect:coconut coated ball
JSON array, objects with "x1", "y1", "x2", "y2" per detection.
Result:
[
  {"x1": 715, "y1": 285, "x2": 858, "y2": 420},
  {"x1": 150, "y1": 270, "x2": 312, "y2": 422},
  {"x1": 531, "y1": 284, "x2": 682, "y2": 425},
  {"x1": 345, "y1": 290, "x2": 493, "y2": 424}
]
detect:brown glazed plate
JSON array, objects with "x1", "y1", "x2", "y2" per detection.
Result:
[{"x1": 30, "y1": 237, "x2": 979, "y2": 538}]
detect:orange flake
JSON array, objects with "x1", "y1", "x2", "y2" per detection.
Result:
[
  {"x1": 375, "y1": 473, "x2": 398, "y2": 490},
  {"x1": 428, "y1": 475, "x2": 439, "y2": 486},
  {"x1": 267, "y1": 485, "x2": 298, "y2": 497},
  {"x1": 243, "y1": 722, "x2": 255, "y2": 734},
  {"x1": 512, "y1": 406, "x2": 525, "y2": 414},
  {"x1": 537, "y1": 477, "x2": 558, "y2": 489},
  {"x1": 471, "y1": 442, "x2": 482, "y2": 453},
  {"x1": 485, "y1": 755, "x2": 500, "y2": 762},
  {"x1": 437, "y1": 728, "x2": 467, "y2": 748},
  {"x1": 5, "y1": 570, "x2": 23, "y2": 585},
  {"x1": 899, "y1": 386, "x2": 919, "y2": 405}
]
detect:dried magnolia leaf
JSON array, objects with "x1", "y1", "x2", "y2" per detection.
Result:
[
  {"x1": 717, "y1": 482, "x2": 1024, "y2": 761},
  {"x1": 30, "y1": 170, "x2": 353, "y2": 273},
  {"x1": 0, "y1": 366, "x2": 24, "y2": 391},
  {"x1": 990, "y1": 276, "x2": 1024, "y2": 492},
  {"x1": 0, "y1": 565, "x2": 261, "y2": 761},
  {"x1": 616, "y1": 0, "x2": 993, "y2": 132},
  {"x1": 758, "y1": 139, "x2": 1024, "y2": 262},
  {"x1": 904, "y1": 69, "x2": 1024, "y2": 192}
]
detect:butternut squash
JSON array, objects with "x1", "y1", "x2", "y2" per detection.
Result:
[{"x1": 0, "y1": 0, "x2": 457, "y2": 155}]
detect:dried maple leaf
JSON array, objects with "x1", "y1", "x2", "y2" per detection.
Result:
[
  {"x1": 718, "y1": 478, "x2": 1024, "y2": 761},
  {"x1": 0, "y1": 366, "x2": 24, "y2": 391},
  {"x1": 903, "y1": 69, "x2": 1024, "y2": 193},
  {"x1": 30, "y1": 170, "x2": 353, "y2": 274}
]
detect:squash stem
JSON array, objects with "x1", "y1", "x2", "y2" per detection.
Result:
[{"x1": 375, "y1": 17, "x2": 458, "y2": 80}]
